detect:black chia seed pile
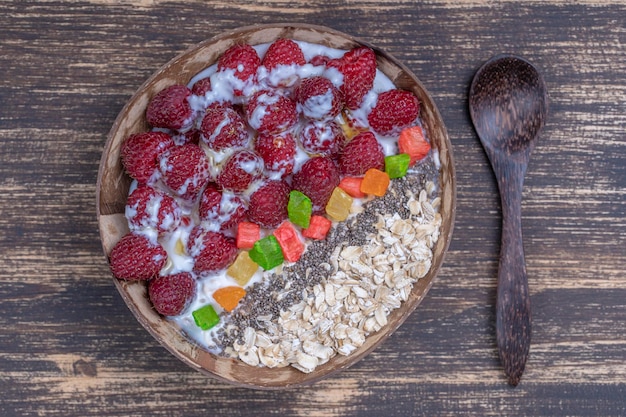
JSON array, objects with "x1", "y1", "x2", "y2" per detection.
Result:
[{"x1": 213, "y1": 154, "x2": 440, "y2": 350}]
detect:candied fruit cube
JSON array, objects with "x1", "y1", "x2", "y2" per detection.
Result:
[
  {"x1": 213, "y1": 286, "x2": 247, "y2": 312},
  {"x1": 288, "y1": 190, "x2": 312, "y2": 228},
  {"x1": 338, "y1": 109, "x2": 366, "y2": 140},
  {"x1": 273, "y1": 221, "x2": 305, "y2": 262},
  {"x1": 227, "y1": 251, "x2": 259, "y2": 286},
  {"x1": 174, "y1": 237, "x2": 186, "y2": 255},
  {"x1": 338, "y1": 177, "x2": 365, "y2": 198},
  {"x1": 192, "y1": 304, "x2": 220, "y2": 330},
  {"x1": 325, "y1": 187, "x2": 353, "y2": 222},
  {"x1": 249, "y1": 235, "x2": 284, "y2": 270},
  {"x1": 398, "y1": 126, "x2": 431, "y2": 166},
  {"x1": 236, "y1": 222, "x2": 261, "y2": 249},
  {"x1": 385, "y1": 154, "x2": 411, "y2": 179},
  {"x1": 360, "y1": 168, "x2": 390, "y2": 197},
  {"x1": 302, "y1": 215, "x2": 332, "y2": 240}
]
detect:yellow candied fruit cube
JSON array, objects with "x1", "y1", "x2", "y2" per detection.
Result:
[
  {"x1": 226, "y1": 251, "x2": 259, "y2": 286},
  {"x1": 338, "y1": 109, "x2": 367, "y2": 140},
  {"x1": 325, "y1": 187, "x2": 353, "y2": 222},
  {"x1": 174, "y1": 238, "x2": 186, "y2": 256}
]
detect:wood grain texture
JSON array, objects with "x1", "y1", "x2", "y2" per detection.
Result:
[{"x1": 1, "y1": 1, "x2": 625, "y2": 416}]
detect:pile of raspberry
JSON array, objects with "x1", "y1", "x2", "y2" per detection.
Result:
[{"x1": 109, "y1": 39, "x2": 423, "y2": 320}]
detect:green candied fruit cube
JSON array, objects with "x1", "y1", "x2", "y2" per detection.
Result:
[
  {"x1": 249, "y1": 235, "x2": 284, "y2": 270},
  {"x1": 192, "y1": 304, "x2": 220, "y2": 330},
  {"x1": 384, "y1": 153, "x2": 411, "y2": 179},
  {"x1": 288, "y1": 190, "x2": 313, "y2": 228}
]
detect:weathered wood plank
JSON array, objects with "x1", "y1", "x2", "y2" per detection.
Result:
[{"x1": 1, "y1": 0, "x2": 625, "y2": 416}]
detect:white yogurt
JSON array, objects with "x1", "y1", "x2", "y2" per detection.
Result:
[
  {"x1": 247, "y1": 90, "x2": 280, "y2": 131},
  {"x1": 298, "y1": 89, "x2": 335, "y2": 120},
  {"x1": 159, "y1": 225, "x2": 194, "y2": 275}
]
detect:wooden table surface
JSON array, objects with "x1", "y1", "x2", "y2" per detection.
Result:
[{"x1": 1, "y1": 1, "x2": 625, "y2": 416}]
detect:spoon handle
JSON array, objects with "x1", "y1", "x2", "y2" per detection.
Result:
[{"x1": 495, "y1": 161, "x2": 532, "y2": 386}]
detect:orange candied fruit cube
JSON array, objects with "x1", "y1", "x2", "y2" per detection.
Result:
[
  {"x1": 213, "y1": 286, "x2": 247, "y2": 312},
  {"x1": 398, "y1": 126, "x2": 431, "y2": 166},
  {"x1": 360, "y1": 168, "x2": 390, "y2": 197},
  {"x1": 236, "y1": 221, "x2": 261, "y2": 249},
  {"x1": 273, "y1": 221, "x2": 305, "y2": 263},
  {"x1": 338, "y1": 176, "x2": 366, "y2": 198},
  {"x1": 302, "y1": 215, "x2": 332, "y2": 240}
]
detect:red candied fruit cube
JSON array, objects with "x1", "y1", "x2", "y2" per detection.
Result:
[
  {"x1": 398, "y1": 126, "x2": 431, "y2": 166},
  {"x1": 273, "y1": 221, "x2": 305, "y2": 263},
  {"x1": 302, "y1": 215, "x2": 332, "y2": 240},
  {"x1": 338, "y1": 177, "x2": 366, "y2": 198},
  {"x1": 236, "y1": 222, "x2": 261, "y2": 249}
]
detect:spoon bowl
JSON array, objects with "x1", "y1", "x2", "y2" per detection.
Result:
[
  {"x1": 470, "y1": 55, "x2": 547, "y2": 158},
  {"x1": 469, "y1": 54, "x2": 547, "y2": 386}
]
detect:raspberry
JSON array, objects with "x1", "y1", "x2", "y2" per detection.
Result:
[
  {"x1": 191, "y1": 77, "x2": 212, "y2": 96},
  {"x1": 261, "y1": 38, "x2": 306, "y2": 70},
  {"x1": 217, "y1": 44, "x2": 260, "y2": 95},
  {"x1": 199, "y1": 184, "x2": 247, "y2": 230},
  {"x1": 173, "y1": 128, "x2": 201, "y2": 146},
  {"x1": 248, "y1": 180, "x2": 290, "y2": 228},
  {"x1": 368, "y1": 89, "x2": 420, "y2": 136},
  {"x1": 246, "y1": 90, "x2": 298, "y2": 135},
  {"x1": 187, "y1": 227, "x2": 238, "y2": 273},
  {"x1": 198, "y1": 183, "x2": 222, "y2": 219},
  {"x1": 299, "y1": 120, "x2": 345, "y2": 157},
  {"x1": 148, "y1": 272, "x2": 196, "y2": 316},
  {"x1": 126, "y1": 185, "x2": 182, "y2": 234},
  {"x1": 146, "y1": 84, "x2": 193, "y2": 130},
  {"x1": 309, "y1": 55, "x2": 331, "y2": 66},
  {"x1": 294, "y1": 76, "x2": 343, "y2": 121},
  {"x1": 254, "y1": 132, "x2": 296, "y2": 177},
  {"x1": 338, "y1": 131, "x2": 385, "y2": 175},
  {"x1": 216, "y1": 149, "x2": 264, "y2": 192},
  {"x1": 158, "y1": 143, "x2": 211, "y2": 200},
  {"x1": 200, "y1": 105, "x2": 250, "y2": 151},
  {"x1": 109, "y1": 233, "x2": 167, "y2": 281},
  {"x1": 121, "y1": 131, "x2": 175, "y2": 183},
  {"x1": 292, "y1": 156, "x2": 340, "y2": 213},
  {"x1": 328, "y1": 47, "x2": 376, "y2": 110},
  {"x1": 217, "y1": 195, "x2": 247, "y2": 230}
]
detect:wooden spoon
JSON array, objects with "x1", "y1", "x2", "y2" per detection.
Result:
[{"x1": 469, "y1": 55, "x2": 548, "y2": 386}]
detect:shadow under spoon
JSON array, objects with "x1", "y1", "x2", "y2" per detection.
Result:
[{"x1": 469, "y1": 54, "x2": 548, "y2": 386}]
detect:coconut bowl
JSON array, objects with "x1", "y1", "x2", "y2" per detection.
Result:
[{"x1": 96, "y1": 23, "x2": 456, "y2": 389}]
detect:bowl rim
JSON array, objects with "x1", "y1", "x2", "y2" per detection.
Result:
[{"x1": 96, "y1": 22, "x2": 457, "y2": 389}]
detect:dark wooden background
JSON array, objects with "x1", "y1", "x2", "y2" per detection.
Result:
[{"x1": 1, "y1": 1, "x2": 625, "y2": 416}]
